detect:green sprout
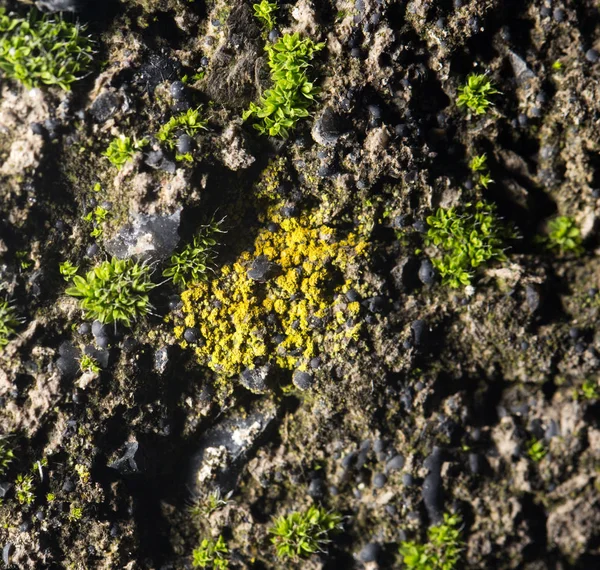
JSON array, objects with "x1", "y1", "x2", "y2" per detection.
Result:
[
  {"x1": 163, "y1": 217, "x2": 225, "y2": 288},
  {"x1": 541, "y1": 216, "x2": 583, "y2": 256},
  {"x1": 526, "y1": 438, "x2": 547, "y2": 462},
  {"x1": 59, "y1": 261, "x2": 79, "y2": 281},
  {"x1": 243, "y1": 32, "x2": 324, "y2": 137},
  {"x1": 457, "y1": 73, "x2": 500, "y2": 115},
  {"x1": 104, "y1": 135, "x2": 148, "y2": 169},
  {"x1": 68, "y1": 503, "x2": 83, "y2": 521},
  {"x1": 425, "y1": 201, "x2": 513, "y2": 288},
  {"x1": 0, "y1": 298, "x2": 19, "y2": 349},
  {"x1": 576, "y1": 378, "x2": 599, "y2": 400},
  {"x1": 253, "y1": 0, "x2": 278, "y2": 31},
  {"x1": 65, "y1": 258, "x2": 156, "y2": 326},
  {"x1": 189, "y1": 489, "x2": 233, "y2": 518},
  {"x1": 15, "y1": 473, "x2": 34, "y2": 505},
  {"x1": 469, "y1": 154, "x2": 493, "y2": 188},
  {"x1": 192, "y1": 535, "x2": 229, "y2": 569},
  {"x1": 0, "y1": 442, "x2": 14, "y2": 477},
  {"x1": 16, "y1": 250, "x2": 33, "y2": 270},
  {"x1": 157, "y1": 107, "x2": 208, "y2": 161},
  {"x1": 79, "y1": 353, "x2": 100, "y2": 373},
  {"x1": 0, "y1": 8, "x2": 94, "y2": 90},
  {"x1": 83, "y1": 205, "x2": 110, "y2": 238},
  {"x1": 399, "y1": 513, "x2": 464, "y2": 570},
  {"x1": 269, "y1": 506, "x2": 343, "y2": 560}
]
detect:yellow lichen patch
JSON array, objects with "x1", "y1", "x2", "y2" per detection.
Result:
[{"x1": 175, "y1": 210, "x2": 370, "y2": 379}]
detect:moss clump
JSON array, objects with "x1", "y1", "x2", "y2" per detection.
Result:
[
  {"x1": 174, "y1": 211, "x2": 369, "y2": 379},
  {"x1": 269, "y1": 506, "x2": 343, "y2": 560},
  {"x1": 243, "y1": 32, "x2": 324, "y2": 137},
  {"x1": 192, "y1": 535, "x2": 229, "y2": 569},
  {"x1": 457, "y1": 73, "x2": 499, "y2": 116},
  {"x1": 0, "y1": 298, "x2": 18, "y2": 349},
  {"x1": 66, "y1": 258, "x2": 156, "y2": 326},
  {"x1": 541, "y1": 216, "x2": 583, "y2": 255},
  {"x1": 425, "y1": 201, "x2": 513, "y2": 288},
  {"x1": 399, "y1": 513, "x2": 464, "y2": 570},
  {"x1": 104, "y1": 135, "x2": 148, "y2": 169},
  {"x1": 0, "y1": 8, "x2": 93, "y2": 90},
  {"x1": 0, "y1": 442, "x2": 14, "y2": 477}
]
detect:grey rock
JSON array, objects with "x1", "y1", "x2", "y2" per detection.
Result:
[
  {"x1": 90, "y1": 91, "x2": 121, "y2": 123},
  {"x1": 154, "y1": 347, "x2": 171, "y2": 375},
  {"x1": 240, "y1": 365, "x2": 271, "y2": 393},
  {"x1": 312, "y1": 107, "x2": 349, "y2": 146},
  {"x1": 418, "y1": 258, "x2": 437, "y2": 285},
  {"x1": 189, "y1": 400, "x2": 278, "y2": 494},
  {"x1": 373, "y1": 473, "x2": 387, "y2": 488},
  {"x1": 105, "y1": 209, "x2": 181, "y2": 262},
  {"x1": 411, "y1": 319, "x2": 428, "y2": 347},
  {"x1": 525, "y1": 284, "x2": 541, "y2": 313},
  {"x1": 358, "y1": 542, "x2": 380, "y2": 563},
  {"x1": 3, "y1": 542, "x2": 14, "y2": 566},
  {"x1": 386, "y1": 454, "x2": 405, "y2": 472},
  {"x1": 247, "y1": 255, "x2": 280, "y2": 282},
  {"x1": 292, "y1": 370, "x2": 314, "y2": 390},
  {"x1": 109, "y1": 442, "x2": 141, "y2": 475},
  {"x1": 57, "y1": 342, "x2": 80, "y2": 378}
]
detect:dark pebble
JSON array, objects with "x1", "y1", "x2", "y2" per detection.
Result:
[
  {"x1": 92, "y1": 320, "x2": 110, "y2": 339},
  {"x1": 373, "y1": 473, "x2": 387, "y2": 488},
  {"x1": 373, "y1": 439, "x2": 385, "y2": 453},
  {"x1": 35, "y1": 511, "x2": 44, "y2": 521},
  {"x1": 3, "y1": 543, "x2": 14, "y2": 566},
  {"x1": 540, "y1": 6, "x2": 551, "y2": 17},
  {"x1": 247, "y1": 256, "x2": 280, "y2": 282},
  {"x1": 200, "y1": 56, "x2": 209, "y2": 67},
  {"x1": 342, "y1": 451, "x2": 356, "y2": 470},
  {"x1": 308, "y1": 478, "x2": 326, "y2": 500},
  {"x1": 468, "y1": 452, "x2": 482, "y2": 475},
  {"x1": 78, "y1": 323, "x2": 91, "y2": 335},
  {"x1": 176, "y1": 134, "x2": 194, "y2": 154},
  {"x1": 358, "y1": 543, "x2": 380, "y2": 563},
  {"x1": 309, "y1": 357, "x2": 321, "y2": 369},
  {"x1": 96, "y1": 336, "x2": 110, "y2": 349},
  {"x1": 413, "y1": 220, "x2": 427, "y2": 233},
  {"x1": 395, "y1": 123, "x2": 409, "y2": 138},
  {"x1": 293, "y1": 370, "x2": 314, "y2": 390},
  {"x1": 525, "y1": 284, "x2": 541, "y2": 313},
  {"x1": 587, "y1": 49, "x2": 600, "y2": 63},
  {"x1": 386, "y1": 454, "x2": 405, "y2": 472},
  {"x1": 19, "y1": 521, "x2": 30, "y2": 533},
  {"x1": 545, "y1": 419, "x2": 559, "y2": 440},
  {"x1": 411, "y1": 319, "x2": 427, "y2": 347},
  {"x1": 346, "y1": 289, "x2": 361, "y2": 302},
  {"x1": 350, "y1": 47, "x2": 363, "y2": 59},
  {"x1": 62, "y1": 479, "x2": 75, "y2": 493},
  {"x1": 553, "y1": 8, "x2": 566, "y2": 22},
  {"x1": 589, "y1": 287, "x2": 599, "y2": 297},
  {"x1": 569, "y1": 327, "x2": 582, "y2": 339},
  {"x1": 169, "y1": 81, "x2": 187, "y2": 101},
  {"x1": 402, "y1": 473, "x2": 414, "y2": 486},
  {"x1": 268, "y1": 29, "x2": 280, "y2": 42},
  {"x1": 183, "y1": 327, "x2": 199, "y2": 343},
  {"x1": 86, "y1": 243, "x2": 99, "y2": 257},
  {"x1": 240, "y1": 366, "x2": 269, "y2": 393},
  {"x1": 575, "y1": 342, "x2": 586, "y2": 354},
  {"x1": 418, "y1": 259, "x2": 437, "y2": 286},
  {"x1": 30, "y1": 122, "x2": 45, "y2": 136}
]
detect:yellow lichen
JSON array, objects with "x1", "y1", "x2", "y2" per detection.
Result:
[{"x1": 175, "y1": 210, "x2": 370, "y2": 379}]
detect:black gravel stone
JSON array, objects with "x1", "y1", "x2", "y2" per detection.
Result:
[
  {"x1": 525, "y1": 284, "x2": 541, "y2": 313},
  {"x1": 3, "y1": 543, "x2": 14, "y2": 567},
  {"x1": 402, "y1": 473, "x2": 414, "y2": 486},
  {"x1": 86, "y1": 243, "x2": 99, "y2": 257},
  {"x1": 57, "y1": 342, "x2": 80, "y2": 378},
  {"x1": 96, "y1": 336, "x2": 110, "y2": 349},
  {"x1": 176, "y1": 134, "x2": 195, "y2": 154},
  {"x1": 422, "y1": 447, "x2": 444, "y2": 523},
  {"x1": 183, "y1": 327, "x2": 199, "y2": 343},
  {"x1": 342, "y1": 451, "x2": 356, "y2": 470},
  {"x1": 358, "y1": 543, "x2": 380, "y2": 563},
  {"x1": 386, "y1": 454, "x2": 405, "y2": 472},
  {"x1": 569, "y1": 327, "x2": 582, "y2": 339},
  {"x1": 62, "y1": 479, "x2": 75, "y2": 493},
  {"x1": 553, "y1": 8, "x2": 566, "y2": 22},
  {"x1": 91, "y1": 320, "x2": 110, "y2": 339},
  {"x1": 169, "y1": 80, "x2": 187, "y2": 101},
  {"x1": 89, "y1": 91, "x2": 120, "y2": 123},
  {"x1": 373, "y1": 473, "x2": 387, "y2": 488},
  {"x1": 308, "y1": 478, "x2": 326, "y2": 499},
  {"x1": 19, "y1": 522, "x2": 31, "y2": 533},
  {"x1": 586, "y1": 49, "x2": 600, "y2": 63},
  {"x1": 268, "y1": 28, "x2": 280, "y2": 42},
  {"x1": 411, "y1": 319, "x2": 428, "y2": 347},
  {"x1": 292, "y1": 370, "x2": 314, "y2": 390},
  {"x1": 418, "y1": 259, "x2": 437, "y2": 285},
  {"x1": 240, "y1": 366, "x2": 271, "y2": 393},
  {"x1": 247, "y1": 256, "x2": 281, "y2": 282},
  {"x1": 30, "y1": 122, "x2": 46, "y2": 136},
  {"x1": 468, "y1": 453, "x2": 482, "y2": 475},
  {"x1": 78, "y1": 323, "x2": 91, "y2": 335}
]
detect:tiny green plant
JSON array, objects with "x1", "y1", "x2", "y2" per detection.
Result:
[
  {"x1": 68, "y1": 503, "x2": 83, "y2": 521},
  {"x1": 192, "y1": 535, "x2": 229, "y2": 569},
  {"x1": 157, "y1": 107, "x2": 208, "y2": 161},
  {"x1": 189, "y1": 489, "x2": 233, "y2": 518},
  {"x1": 15, "y1": 473, "x2": 34, "y2": 505},
  {"x1": 425, "y1": 201, "x2": 513, "y2": 288},
  {"x1": 79, "y1": 353, "x2": 100, "y2": 373},
  {"x1": 163, "y1": 217, "x2": 225, "y2": 288},
  {"x1": 526, "y1": 438, "x2": 547, "y2": 462},
  {"x1": 65, "y1": 258, "x2": 156, "y2": 326},
  {"x1": 469, "y1": 154, "x2": 493, "y2": 189},
  {"x1": 83, "y1": 205, "x2": 110, "y2": 237},
  {"x1": 399, "y1": 513, "x2": 464, "y2": 570},
  {"x1": 457, "y1": 73, "x2": 500, "y2": 115},
  {"x1": 269, "y1": 505, "x2": 343, "y2": 560},
  {"x1": 576, "y1": 378, "x2": 599, "y2": 400},
  {"x1": 0, "y1": 442, "x2": 14, "y2": 477},
  {"x1": 0, "y1": 8, "x2": 94, "y2": 90},
  {"x1": 253, "y1": 0, "x2": 278, "y2": 31},
  {"x1": 243, "y1": 32, "x2": 325, "y2": 137},
  {"x1": 0, "y1": 298, "x2": 19, "y2": 349},
  {"x1": 59, "y1": 261, "x2": 79, "y2": 281},
  {"x1": 104, "y1": 135, "x2": 148, "y2": 169},
  {"x1": 541, "y1": 216, "x2": 583, "y2": 255}
]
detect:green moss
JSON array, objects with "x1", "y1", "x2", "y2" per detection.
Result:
[
  {"x1": 399, "y1": 513, "x2": 464, "y2": 570},
  {"x1": 66, "y1": 258, "x2": 156, "y2": 326},
  {"x1": 192, "y1": 535, "x2": 229, "y2": 569},
  {"x1": 425, "y1": 201, "x2": 513, "y2": 288},
  {"x1": 541, "y1": 216, "x2": 583, "y2": 255},
  {"x1": 526, "y1": 438, "x2": 547, "y2": 462},
  {"x1": 243, "y1": 32, "x2": 324, "y2": 137},
  {"x1": 0, "y1": 442, "x2": 14, "y2": 477},
  {"x1": 0, "y1": 298, "x2": 18, "y2": 349},
  {"x1": 253, "y1": 0, "x2": 278, "y2": 31},
  {"x1": 0, "y1": 8, "x2": 94, "y2": 90},
  {"x1": 457, "y1": 74, "x2": 499, "y2": 116},
  {"x1": 15, "y1": 473, "x2": 34, "y2": 505},
  {"x1": 104, "y1": 135, "x2": 148, "y2": 169},
  {"x1": 269, "y1": 506, "x2": 343, "y2": 560},
  {"x1": 469, "y1": 154, "x2": 493, "y2": 188},
  {"x1": 157, "y1": 107, "x2": 208, "y2": 152}
]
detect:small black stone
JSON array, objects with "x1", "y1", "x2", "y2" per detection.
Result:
[
  {"x1": 402, "y1": 473, "x2": 414, "y2": 486},
  {"x1": 468, "y1": 453, "x2": 482, "y2": 475},
  {"x1": 268, "y1": 28, "x2": 280, "y2": 42},
  {"x1": 569, "y1": 327, "x2": 582, "y2": 339},
  {"x1": 86, "y1": 243, "x2": 99, "y2": 257},
  {"x1": 586, "y1": 49, "x2": 600, "y2": 63},
  {"x1": 350, "y1": 47, "x2": 363, "y2": 59},
  {"x1": 96, "y1": 336, "x2": 110, "y2": 349},
  {"x1": 92, "y1": 320, "x2": 111, "y2": 339},
  {"x1": 346, "y1": 289, "x2": 361, "y2": 302},
  {"x1": 62, "y1": 479, "x2": 75, "y2": 493},
  {"x1": 78, "y1": 323, "x2": 91, "y2": 335},
  {"x1": 373, "y1": 473, "x2": 387, "y2": 488},
  {"x1": 418, "y1": 259, "x2": 437, "y2": 286},
  {"x1": 19, "y1": 521, "x2": 31, "y2": 533},
  {"x1": 358, "y1": 543, "x2": 380, "y2": 563},
  {"x1": 575, "y1": 342, "x2": 586, "y2": 354},
  {"x1": 183, "y1": 327, "x2": 199, "y2": 343},
  {"x1": 169, "y1": 80, "x2": 187, "y2": 101},
  {"x1": 525, "y1": 284, "x2": 541, "y2": 313},
  {"x1": 411, "y1": 319, "x2": 427, "y2": 347},
  {"x1": 176, "y1": 134, "x2": 194, "y2": 154},
  {"x1": 30, "y1": 122, "x2": 46, "y2": 136},
  {"x1": 386, "y1": 454, "x2": 405, "y2": 472},
  {"x1": 308, "y1": 478, "x2": 326, "y2": 499},
  {"x1": 553, "y1": 8, "x2": 566, "y2": 22},
  {"x1": 293, "y1": 370, "x2": 314, "y2": 390},
  {"x1": 247, "y1": 256, "x2": 280, "y2": 282},
  {"x1": 35, "y1": 511, "x2": 44, "y2": 521}
]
